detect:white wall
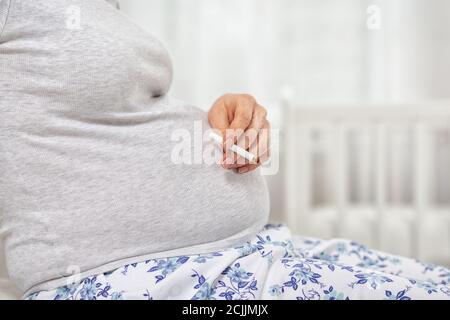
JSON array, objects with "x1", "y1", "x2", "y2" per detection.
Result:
[
  {"x1": 382, "y1": 0, "x2": 450, "y2": 101},
  {"x1": 119, "y1": 0, "x2": 370, "y2": 109},
  {"x1": 119, "y1": 0, "x2": 450, "y2": 103}
]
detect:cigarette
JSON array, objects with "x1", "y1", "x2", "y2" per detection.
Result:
[{"x1": 209, "y1": 132, "x2": 258, "y2": 163}]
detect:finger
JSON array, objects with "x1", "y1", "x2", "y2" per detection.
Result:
[
  {"x1": 228, "y1": 119, "x2": 270, "y2": 170},
  {"x1": 224, "y1": 129, "x2": 259, "y2": 169},
  {"x1": 258, "y1": 148, "x2": 270, "y2": 165},
  {"x1": 227, "y1": 95, "x2": 256, "y2": 143},
  {"x1": 237, "y1": 122, "x2": 269, "y2": 174},
  {"x1": 236, "y1": 144, "x2": 269, "y2": 174},
  {"x1": 231, "y1": 105, "x2": 267, "y2": 169},
  {"x1": 236, "y1": 142, "x2": 261, "y2": 173},
  {"x1": 257, "y1": 120, "x2": 271, "y2": 160},
  {"x1": 238, "y1": 163, "x2": 260, "y2": 174},
  {"x1": 222, "y1": 152, "x2": 240, "y2": 169},
  {"x1": 222, "y1": 140, "x2": 251, "y2": 169},
  {"x1": 231, "y1": 127, "x2": 257, "y2": 168},
  {"x1": 208, "y1": 103, "x2": 230, "y2": 144},
  {"x1": 237, "y1": 104, "x2": 267, "y2": 151},
  {"x1": 224, "y1": 152, "x2": 249, "y2": 169},
  {"x1": 224, "y1": 96, "x2": 256, "y2": 166}
]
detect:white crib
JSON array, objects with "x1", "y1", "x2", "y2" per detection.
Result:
[{"x1": 283, "y1": 102, "x2": 450, "y2": 266}]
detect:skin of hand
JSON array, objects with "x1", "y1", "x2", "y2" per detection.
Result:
[{"x1": 208, "y1": 93, "x2": 271, "y2": 174}]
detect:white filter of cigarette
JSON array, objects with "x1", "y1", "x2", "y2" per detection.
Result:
[{"x1": 209, "y1": 132, "x2": 258, "y2": 163}]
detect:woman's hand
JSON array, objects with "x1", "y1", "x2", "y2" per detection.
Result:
[{"x1": 208, "y1": 94, "x2": 271, "y2": 174}]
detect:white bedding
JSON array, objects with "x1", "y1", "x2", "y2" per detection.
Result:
[{"x1": 24, "y1": 225, "x2": 450, "y2": 300}]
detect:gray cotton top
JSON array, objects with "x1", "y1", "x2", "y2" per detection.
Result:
[{"x1": 0, "y1": 0, "x2": 269, "y2": 295}]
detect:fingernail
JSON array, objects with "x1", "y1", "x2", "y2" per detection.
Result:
[{"x1": 238, "y1": 167, "x2": 249, "y2": 174}]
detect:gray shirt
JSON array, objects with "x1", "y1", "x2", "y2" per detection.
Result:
[{"x1": 0, "y1": 0, "x2": 269, "y2": 295}]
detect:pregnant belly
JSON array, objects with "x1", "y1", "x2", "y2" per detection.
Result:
[
  {"x1": 5, "y1": 106, "x2": 270, "y2": 257},
  {"x1": 2, "y1": 105, "x2": 270, "y2": 292},
  {"x1": 148, "y1": 161, "x2": 271, "y2": 249}
]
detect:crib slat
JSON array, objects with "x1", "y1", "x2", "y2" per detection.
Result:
[
  {"x1": 414, "y1": 122, "x2": 429, "y2": 260},
  {"x1": 296, "y1": 123, "x2": 312, "y2": 235},
  {"x1": 375, "y1": 122, "x2": 387, "y2": 250},
  {"x1": 284, "y1": 107, "x2": 299, "y2": 232},
  {"x1": 334, "y1": 122, "x2": 348, "y2": 237}
]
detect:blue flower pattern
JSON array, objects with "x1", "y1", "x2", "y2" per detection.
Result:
[{"x1": 27, "y1": 224, "x2": 450, "y2": 300}]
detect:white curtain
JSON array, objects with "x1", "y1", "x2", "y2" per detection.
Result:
[
  {"x1": 120, "y1": 0, "x2": 450, "y2": 104},
  {"x1": 119, "y1": 0, "x2": 373, "y2": 109}
]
